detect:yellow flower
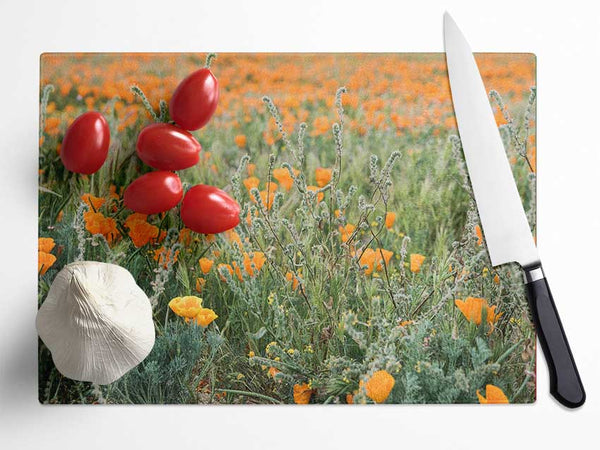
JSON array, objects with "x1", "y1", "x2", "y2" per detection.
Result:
[
  {"x1": 192, "y1": 308, "x2": 218, "y2": 327},
  {"x1": 477, "y1": 384, "x2": 509, "y2": 404},
  {"x1": 410, "y1": 253, "x2": 425, "y2": 273},
  {"x1": 385, "y1": 211, "x2": 396, "y2": 229},
  {"x1": 199, "y1": 257, "x2": 214, "y2": 274},
  {"x1": 315, "y1": 167, "x2": 332, "y2": 187},
  {"x1": 169, "y1": 295, "x2": 204, "y2": 319},
  {"x1": 339, "y1": 224, "x2": 356, "y2": 243},
  {"x1": 293, "y1": 382, "x2": 314, "y2": 404},
  {"x1": 38, "y1": 237, "x2": 55, "y2": 253},
  {"x1": 361, "y1": 370, "x2": 395, "y2": 403},
  {"x1": 455, "y1": 297, "x2": 503, "y2": 327}
]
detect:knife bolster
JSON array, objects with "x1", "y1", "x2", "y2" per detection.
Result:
[{"x1": 523, "y1": 264, "x2": 545, "y2": 284}]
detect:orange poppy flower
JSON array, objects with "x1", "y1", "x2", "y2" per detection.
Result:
[
  {"x1": 273, "y1": 167, "x2": 297, "y2": 191},
  {"x1": 285, "y1": 271, "x2": 302, "y2": 290},
  {"x1": 178, "y1": 227, "x2": 192, "y2": 246},
  {"x1": 306, "y1": 186, "x2": 324, "y2": 202},
  {"x1": 293, "y1": 383, "x2": 314, "y2": 404},
  {"x1": 339, "y1": 224, "x2": 356, "y2": 243},
  {"x1": 359, "y1": 248, "x2": 393, "y2": 275},
  {"x1": 268, "y1": 367, "x2": 280, "y2": 379},
  {"x1": 195, "y1": 277, "x2": 206, "y2": 293},
  {"x1": 315, "y1": 167, "x2": 332, "y2": 187},
  {"x1": 127, "y1": 220, "x2": 160, "y2": 248},
  {"x1": 224, "y1": 230, "x2": 243, "y2": 249},
  {"x1": 455, "y1": 297, "x2": 502, "y2": 327},
  {"x1": 234, "y1": 134, "x2": 247, "y2": 148},
  {"x1": 38, "y1": 251, "x2": 56, "y2": 275},
  {"x1": 38, "y1": 237, "x2": 55, "y2": 253},
  {"x1": 192, "y1": 308, "x2": 218, "y2": 327},
  {"x1": 253, "y1": 190, "x2": 275, "y2": 210},
  {"x1": 243, "y1": 176, "x2": 260, "y2": 191},
  {"x1": 477, "y1": 384, "x2": 509, "y2": 404},
  {"x1": 199, "y1": 257, "x2": 214, "y2": 274},
  {"x1": 83, "y1": 211, "x2": 119, "y2": 243},
  {"x1": 153, "y1": 246, "x2": 179, "y2": 268},
  {"x1": 361, "y1": 370, "x2": 395, "y2": 403},
  {"x1": 81, "y1": 193, "x2": 105, "y2": 212},
  {"x1": 243, "y1": 251, "x2": 266, "y2": 276},
  {"x1": 410, "y1": 253, "x2": 426, "y2": 273},
  {"x1": 385, "y1": 212, "x2": 396, "y2": 229},
  {"x1": 218, "y1": 263, "x2": 234, "y2": 281}
]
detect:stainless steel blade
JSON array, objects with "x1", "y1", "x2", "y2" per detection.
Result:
[{"x1": 443, "y1": 13, "x2": 539, "y2": 268}]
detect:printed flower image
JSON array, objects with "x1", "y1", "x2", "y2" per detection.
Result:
[{"x1": 38, "y1": 53, "x2": 536, "y2": 404}]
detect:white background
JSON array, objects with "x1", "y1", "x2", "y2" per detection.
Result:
[{"x1": 1, "y1": 0, "x2": 599, "y2": 448}]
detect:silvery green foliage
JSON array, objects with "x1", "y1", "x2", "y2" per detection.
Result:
[{"x1": 106, "y1": 322, "x2": 223, "y2": 404}]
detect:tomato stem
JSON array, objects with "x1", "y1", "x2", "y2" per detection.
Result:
[{"x1": 204, "y1": 53, "x2": 217, "y2": 69}]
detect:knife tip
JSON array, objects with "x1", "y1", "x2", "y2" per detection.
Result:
[{"x1": 443, "y1": 11, "x2": 455, "y2": 30}]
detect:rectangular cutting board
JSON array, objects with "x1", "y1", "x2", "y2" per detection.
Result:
[{"x1": 38, "y1": 53, "x2": 537, "y2": 404}]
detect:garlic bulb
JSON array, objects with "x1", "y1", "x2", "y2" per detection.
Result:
[{"x1": 36, "y1": 261, "x2": 155, "y2": 385}]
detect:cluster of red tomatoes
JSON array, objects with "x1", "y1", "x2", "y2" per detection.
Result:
[{"x1": 59, "y1": 65, "x2": 240, "y2": 235}]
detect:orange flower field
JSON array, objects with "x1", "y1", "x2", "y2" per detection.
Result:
[{"x1": 38, "y1": 53, "x2": 536, "y2": 404}]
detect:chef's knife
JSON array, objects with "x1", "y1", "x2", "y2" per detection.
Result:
[{"x1": 443, "y1": 12, "x2": 585, "y2": 408}]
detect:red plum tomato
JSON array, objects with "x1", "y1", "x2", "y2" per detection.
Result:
[
  {"x1": 123, "y1": 171, "x2": 183, "y2": 214},
  {"x1": 169, "y1": 68, "x2": 219, "y2": 131},
  {"x1": 136, "y1": 123, "x2": 201, "y2": 170},
  {"x1": 60, "y1": 111, "x2": 110, "y2": 174},
  {"x1": 180, "y1": 184, "x2": 240, "y2": 234}
]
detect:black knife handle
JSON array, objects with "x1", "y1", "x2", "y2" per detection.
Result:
[{"x1": 524, "y1": 265, "x2": 585, "y2": 408}]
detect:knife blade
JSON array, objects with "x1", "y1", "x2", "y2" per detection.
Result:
[{"x1": 443, "y1": 12, "x2": 585, "y2": 408}]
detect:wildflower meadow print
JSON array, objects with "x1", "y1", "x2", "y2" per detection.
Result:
[{"x1": 38, "y1": 53, "x2": 536, "y2": 404}]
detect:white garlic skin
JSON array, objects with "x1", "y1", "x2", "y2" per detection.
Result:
[{"x1": 36, "y1": 261, "x2": 155, "y2": 385}]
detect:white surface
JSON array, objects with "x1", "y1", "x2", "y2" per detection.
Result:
[{"x1": 0, "y1": 0, "x2": 599, "y2": 448}]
